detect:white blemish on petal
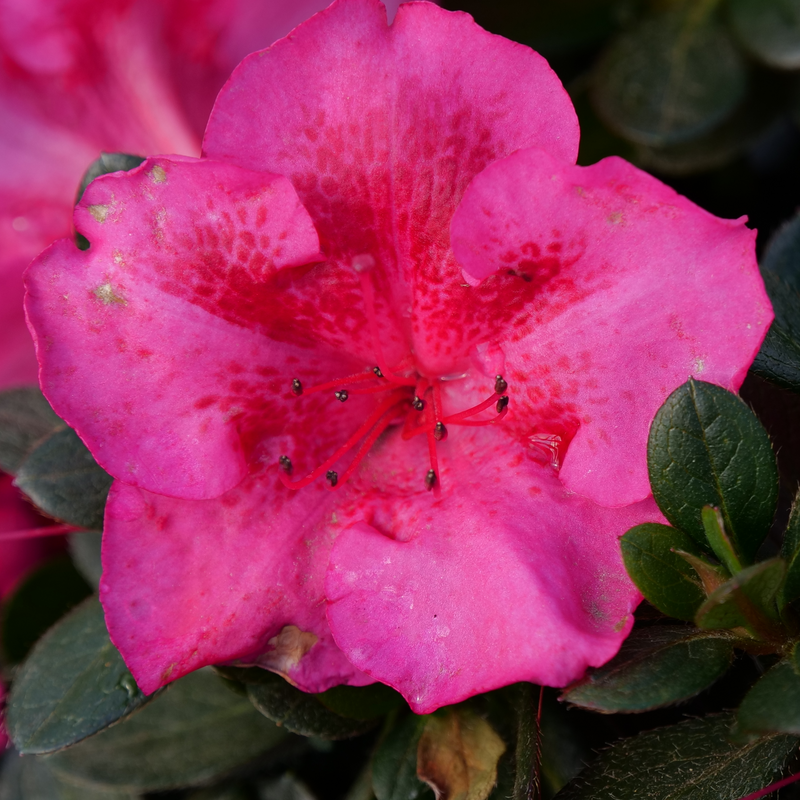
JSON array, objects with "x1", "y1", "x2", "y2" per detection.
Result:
[
  {"x1": 11, "y1": 216, "x2": 28, "y2": 232},
  {"x1": 88, "y1": 204, "x2": 110, "y2": 222},
  {"x1": 693, "y1": 357, "x2": 705, "y2": 374},
  {"x1": 93, "y1": 283, "x2": 127, "y2": 306}
]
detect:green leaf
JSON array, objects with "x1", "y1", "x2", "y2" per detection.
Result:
[
  {"x1": 591, "y1": 9, "x2": 747, "y2": 147},
  {"x1": 315, "y1": 683, "x2": 406, "y2": 720},
  {"x1": 737, "y1": 660, "x2": 800, "y2": 736},
  {"x1": 620, "y1": 524, "x2": 706, "y2": 620},
  {"x1": 0, "y1": 754, "x2": 139, "y2": 800},
  {"x1": 43, "y1": 669, "x2": 288, "y2": 792},
  {"x1": 630, "y1": 70, "x2": 787, "y2": 176},
  {"x1": 7, "y1": 596, "x2": 151, "y2": 754},
  {"x1": 782, "y1": 491, "x2": 800, "y2": 606},
  {"x1": 68, "y1": 532, "x2": 103, "y2": 589},
  {"x1": 562, "y1": 626, "x2": 734, "y2": 713},
  {"x1": 750, "y1": 272, "x2": 800, "y2": 393},
  {"x1": 701, "y1": 506, "x2": 742, "y2": 575},
  {"x1": 373, "y1": 715, "x2": 432, "y2": 800},
  {"x1": 2, "y1": 557, "x2": 92, "y2": 664},
  {"x1": 647, "y1": 379, "x2": 778, "y2": 562},
  {"x1": 762, "y1": 210, "x2": 800, "y2": 291},
  {"x1": 695, "y1": 558, "x2": 786, "y2": 640},
  {"x1": 0, "y1": 387, "x2": 62, "y2": 474},
  {"x1": 728, "y1": 0, "x2": 800, "y2": 70},
  {"x1": 218, "y1": 667, "x2": 377, "y2": 739},
  {"x1": 555, "y1": 713, "x2": 798, "y2": 800},
  {"x1": 15, "y1": 427, "x2": 112, "y2": 529}
]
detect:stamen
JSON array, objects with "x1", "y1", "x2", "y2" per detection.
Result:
[
  {"x1": 448, "y1": 406, "x2": 508, "y2": 427},
  {"x1": 496, "y1": 396, "x2": 509, "y2": 412},
  {"x1": 412, "y1": 396, "x2": 425, "y2": 411},
  {"x1": 442, "y1": 393, "x2": 502, "y2": 424},
  {"x1": 0, "y1": 523, "x2": 80, "y2": 542},
  {"x1": 278, "y1": 390, "x2": 409, "y2": 490},
  {"x1": 425, "y1": 469, "x2": 437, "y2": 491},
  {"x1": 335, "y1": 390, "x2": 349, "y2": 402},
  {"x1": 434, "y1": 421, "x2": 448, "y2": 441},
  {"x1": 326, "y1": 470, "x2": 338, "y2": 487},
  {"x1": 292, "y1": 378, "x2": 303, "y2": 396},
  {"x1": 298, "y1": 371, "x2": 376, "y2": 397},
  {"x1": 495, "y1": 375, "x2": 508, "y2": 394},
  {"x1": 279, "y1": 455, "x2": 293, "y2": 474},
  {"x1": 373, "y1": 366, "x2": 383, "y2": 378},
  {"x1": 426, "y1": 428, "x2": 442, "y2": 498}
]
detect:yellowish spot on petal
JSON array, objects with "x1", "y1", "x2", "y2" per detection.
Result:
[
  {"x1": 258, "y1": 625, "x2": 318, "y2": 680},
  {"x1": 88, "y1": 204, "x2": 110, "y2": 223},
  {"x1": 93, "y1": 283, "x2": 127, "y2": 306},
  {"x1": 149, "y1": 164, "x2": 167, "y2": 184}
]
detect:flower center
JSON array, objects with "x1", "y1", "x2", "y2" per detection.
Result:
[{"x1": 277, "y1": 258, "x2": 510, "y2": 495}]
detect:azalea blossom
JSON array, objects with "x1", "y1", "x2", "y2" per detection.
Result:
[{"x1": 25, "y1": 0, "x2": 770, "y2": 712}]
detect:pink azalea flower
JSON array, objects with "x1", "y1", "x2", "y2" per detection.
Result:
[
  {"x1": 1, "y1": 0, "x2": 396, "y2": 389},
  {"x1": 24, "y1": 0, "x2": 771, "y2": 712}
]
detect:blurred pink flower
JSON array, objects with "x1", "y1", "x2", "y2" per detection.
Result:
[
  {"x1": 25, "y1": 0, "x2": 770, "y2": 712},
  {"x1": 1, "y1": 0, "x2": 400, "y2": 389}
]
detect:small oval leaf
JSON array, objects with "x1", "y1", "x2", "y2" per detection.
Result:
[
  {"x1": 15, "y1": 427, "x2": 113, "y2": 529},
  {"x1": 592, "y1": 11, "x2": 747, "y2": 146},
  {"x1": 647, "y1": 379, "x2": 778, "y2": 562},
  {"x1": 7, "y1": 596, "x2": 150, "y2": 754},
  {"x1": 43, "y1": 669, "x2": 287, "y2": 792},
  {"x1": 737, "y1": 660, "x2": 800, "y2": 736},
  {"x1": 0, "y1": 387, "x2": 63, "y2": 475},
  {"x1": 555, "y1": 713, "x2": 798, "y2": 800},
  {"x1": 562, "y1": 626, "x2": 734, "y2": 713},
  {"x1": 620, "y1": 523, "x2": 706, "y2": 620},
  {"x1": 373, "y1": 715, "x2": 432, "y2": 800}
]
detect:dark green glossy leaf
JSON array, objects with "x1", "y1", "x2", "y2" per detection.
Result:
[
  {"x1": 7, "y1": 596, "x2": 150, "y2": 754},
  {"x1": 2, "y1": 558, "x2": 92, "y2": 664},
  {"x1": 737, "y1": 660, "x2": 800, "y2": 736},
  {"x1": 0, "y1": 387, "x2": 62, "y2": 474},
  {"x1": 562, "y1": 626, "x2": 734, "y2": 713},
  {"x1": 695, "y1": 558, "x2": 786, "y2": 639},
  {"x1": 750, "y1": 272, "x2": 800, "y2": 393},
  {"x1": 220, "y1": 667, "x2": 376, "y2": 740},
  {"x1": 44, "y1": 669, "x2": 288, "y2": 792},
  {"x1": 781, "y1": 490, "x2": 800, "y2": 605},
  {"x1": 620, "y1": 524, "x2": 706, "y2": 620},
  {"x1": 555, "y1": 713, "x2": 798, "y2": 799},
  {"x1": 315, "y1": 683, "x2": 406, "y2": 720},
  {"x1": 591, "y1": 10, "x2": 747, "y2": 147},
  {"x1": 647, "y1": 379, "x2": 778, "y2": 562},
  {"x1": 15, "y1": 427, "x2": 112, "y2": 529},
  {"x1": 728, "y1": 0, "x2": 800, "y2": 69},
  {"x1": 372, "y1": 715, "x2": 431, "y2": 800}
]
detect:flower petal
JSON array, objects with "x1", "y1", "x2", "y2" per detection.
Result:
[
  {"x1": 204, "y1": 0, "x2": 579, "y2": 374},
  {"x1": 451, "y1": 148, "x2": 771, "y2": 506},
  {"x1": 102, "y1": 474, "x2": 371, "y2": 695},
  {"x1": 325, "y1": 430, "x2": 664, "y2": 713},
  {"x1": 25, "y1": 156, "x2": 329, "y2": 499}
]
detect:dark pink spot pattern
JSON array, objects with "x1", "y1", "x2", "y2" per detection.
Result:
[{"x1": 25, "y1": 0, "x2": 770, "y2": 710}]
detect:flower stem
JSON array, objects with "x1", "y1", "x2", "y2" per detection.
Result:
[{"x1": 513, "y1": 683, "x2": 543, "y2": 800}]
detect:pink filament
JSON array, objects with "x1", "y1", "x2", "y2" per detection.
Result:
[
  {"x1": 737, "y1": 771, "x2": 800, "y2": 800},
  {"x1": 0, "y1": 524, "x2": 80, "y2": 542}
]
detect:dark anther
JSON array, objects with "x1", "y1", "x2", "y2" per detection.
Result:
[
  {"x1": 412, "y1": 396, "x2": 425, "y2": 411},
  {"x1": 434, "y1": 421, "x2": 448, "y2": 441},
  {"x1": 373, "y1": 366, "x2": 384, "y2": 378},
  {"x1": 425, "y1": 469, "x2": 437, "y2": 491},
  {"x1": 494, "y1": 375, "x2": 508, "y2": 394},
  {"x1": 334, "y1": 390, "x2": 349, "y2": 402},
  {"x1": 496, "y1": 396, "x2": 509, "y2": 412},
  {"x1": 326, "y1": 470, "x2": 339, "y2": 487},
  {"x1": 291, "y1": 378, "x2": 303, "y2": 396},
  {"x1": 279, "y1": 455, "x2": 293, "y2": 474}
]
